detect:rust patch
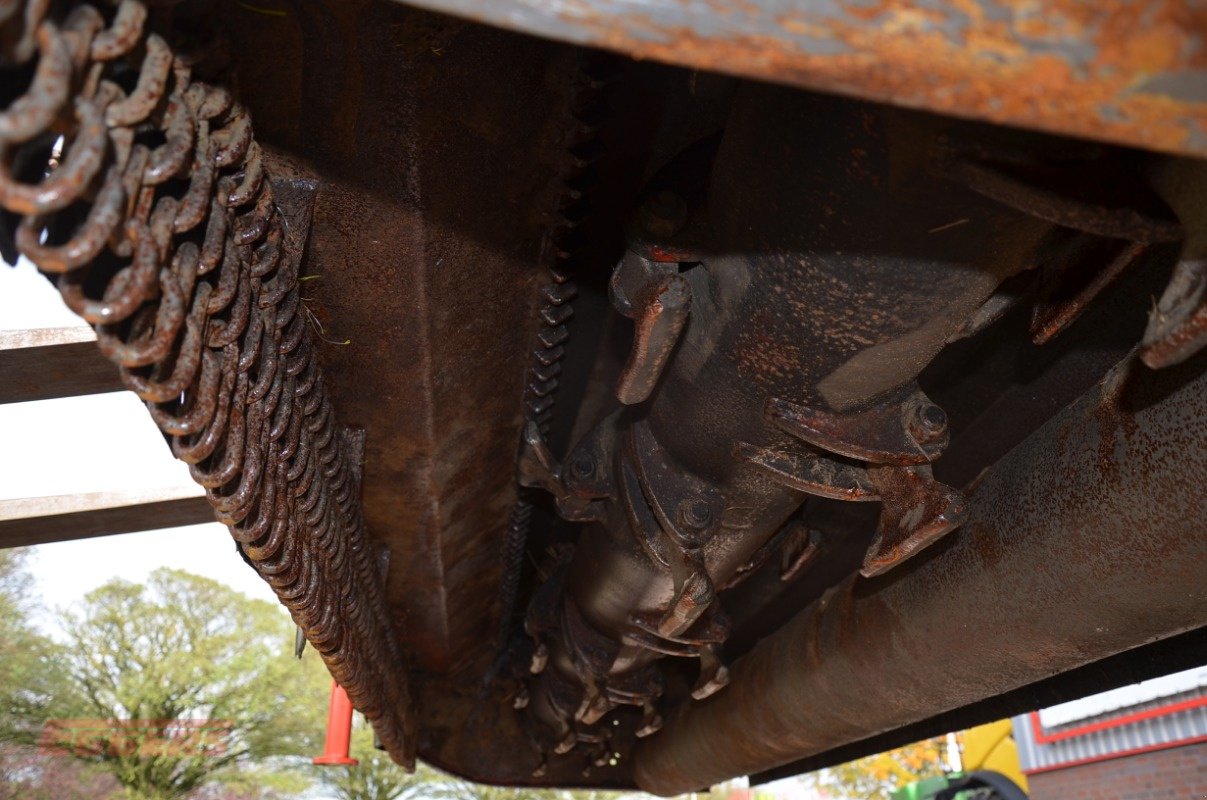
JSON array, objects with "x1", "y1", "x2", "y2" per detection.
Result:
[{"x1": 406, "y1": 0, "x2": 1207, "y2": 158}]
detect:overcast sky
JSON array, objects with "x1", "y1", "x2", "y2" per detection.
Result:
[{"x1": 0, "y1": 260, "x2": 279, "y2": 635}]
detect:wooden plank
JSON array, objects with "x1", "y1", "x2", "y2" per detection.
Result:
[
  {"x1": 0, "y1": 327, "x2": 96, "y2": 348},
  {"x1": 0, "y1": 327, "x2": 126, "y2": 404},
  {"x1": 0, "y1": 487, "x2": 204, "y2": 520},
  {"x1": 0, "y1": 492, "x2": 215, "y2": 548}
]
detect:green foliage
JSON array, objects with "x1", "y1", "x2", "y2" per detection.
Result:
[
  {"x1": 2, "y1": 559, "x2": 664, "y2": 800},
  {"x1": 808, "y1": 738, "x2": 949, "y2": 800},
  {"x1": 0, "y1": 550, "x2": 79, "y2": 743},
  {"x1": 56, "y1": 568, "x2": 329, "y2": 800}
]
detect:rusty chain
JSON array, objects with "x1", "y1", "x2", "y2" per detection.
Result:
[{"x1": 0, "y1": 0, "x2": 413, "y2": 765}]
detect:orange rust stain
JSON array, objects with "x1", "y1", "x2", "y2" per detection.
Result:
[
  {"x1": 551, "y1": 1, "x2": 1207, "y2": 158},
  {"x1": 1118, "y1": 29, "x2": 1185, "y2": 74},
  {"x1": 779, "y1": 17, "x2": 831, "y2": 39}
]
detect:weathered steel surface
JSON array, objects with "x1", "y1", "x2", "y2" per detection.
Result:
[
  {"x1": 393, "y1": 0, "x2": 1207, "y2": 159},
  {"x1": 222, "y1": 2, "x2": 635, "y2": 784},
  {"x1": 225, "y1": 1, "x2": 558, "y2": 681},
  {"x1": 8, "y1": 0, "x2": 1200, "y2": 787},
  {"x1": 191, "y1": 10, "x2": 1207, "y2": 787},
  {"x1": 496, "y1": 51, "x2": 620, "y2": 655},
  {"x1": 1140, "y1": 161, "x2": 1207, "y2": 368},
  {"x1": 1143, "y1": 257, "x2": 1207, "y2": 367},
  {"x1": 0, "y1": 0, "x2": 413, "y2": 765},
  {"x1": 927, "y1": 242, "x2": 1176, "y2": 491},
  {"x1": 514, "y1": 87, "x2": 1059, "y2": 770},
  {"x1": 632, "y1": 350, "x2": 1207, "y2": 795}
]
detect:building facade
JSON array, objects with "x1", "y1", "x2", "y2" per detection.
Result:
[{"x1": 1012, "y1": 665, "x2": 1207, "y2": 799}]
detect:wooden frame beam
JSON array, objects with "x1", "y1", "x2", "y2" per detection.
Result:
[
  {"x1": 0, "y1": 489, "x2": 214, "y2": 548},
  {"x1": 0, "y1": 327, "x2": 126, "y2": 404}
]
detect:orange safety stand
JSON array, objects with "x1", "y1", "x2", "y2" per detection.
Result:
[{"x1": 313, "y1": 680, "x2": 359, "y2": 766}]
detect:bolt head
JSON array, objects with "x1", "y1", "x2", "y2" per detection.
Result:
[
  {"x1": 679, "y1": 499, "x2": 712, "y2": 530},
  {"x1": 920, "y1": 403, "x2": 947, "y2": 432},
  {"x1": 569, "y1": 455, "x2": 595, "y2": 480},
  {"x1": 910, "y1": 402, "x2": 948, "y2": 442}
]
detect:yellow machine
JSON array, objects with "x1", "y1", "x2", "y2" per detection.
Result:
[
  {"x1": 891, "y1": 721, "x2": 1028, "y2": 800},
  {"x1": 961, "y1": 721, "x2": 1028, "y2": 795}
]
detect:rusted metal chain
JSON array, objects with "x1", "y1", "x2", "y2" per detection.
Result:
[
  {"x1": 0, "y1": 0, "x2": 413, "y2": 766},
  {"x1": 492, "y1": 58, "x2": 616, "y2": 656}
]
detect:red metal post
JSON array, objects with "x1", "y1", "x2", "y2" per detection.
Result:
[{"x1": 313, "y1": 680, "x2": 359, "y2": 766}]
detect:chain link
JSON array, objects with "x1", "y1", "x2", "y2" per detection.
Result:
[{"x1": 0, "y1": 0, "x2": 413, "y2": 765}]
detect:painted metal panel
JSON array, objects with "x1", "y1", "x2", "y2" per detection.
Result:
[
  {"x1": 1039, "y1": 665, "x2": 1207, "y2": 727},
  {"x1": 1013, "y1": 684, "x2": 1207, "y2": 772}
]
